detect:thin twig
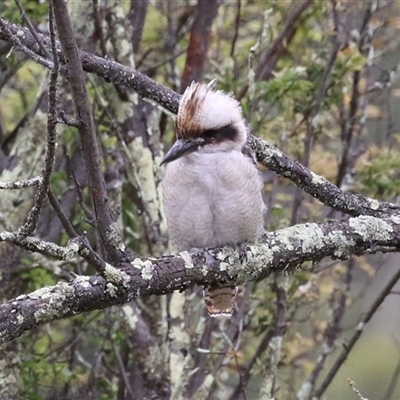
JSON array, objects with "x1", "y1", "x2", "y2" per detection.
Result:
[
  {"x1": 47, "y1": 189, "x2": 105, "y2": 271},
  {"x1": 383, "y1": 341, "x2": 400, "y2": 400},
  {"x1": 14, "y1": 0, "x2": 52, "y2": 60},
  {"x1": 17, "y1": 2, "x2": 59, "y2": 237},
  {"x1": 230, "y1": 0, "x2": 241, "y2": 59},
  {"x1": 313, "y1": 266, "x2": 400, "y2": 398},
  {"x1": 66, "y1": 155, "x2": 95, "y2": 226},
  {"x1": 291, "y1": 0, "x2": 341, "y2": 225},
  {"x1": 113, "y1": 343, "x2": 135, "y2": 400},
  {"x1": 299, "y1": 259, "x2": 353, "y2": 395}
]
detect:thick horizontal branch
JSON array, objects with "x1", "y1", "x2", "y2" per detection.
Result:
[
  {"x1": 1, "y1": 19, "x2": 398, "y2": 218},
  {"x1": 1, "y1": 214, "x2": 400, "y2": 343}
]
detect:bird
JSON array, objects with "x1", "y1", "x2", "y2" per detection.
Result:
[{"x1": 161, "y1": 81, "x2": 265, "y2": 317}]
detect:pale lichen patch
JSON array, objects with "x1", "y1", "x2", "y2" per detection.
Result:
[
  {"x1": 106, "y1": 282, "x2": 118, "y2": 297},
  {"x1": 180, "y1": 251, "x2": 194, "y2": 269},
  {"x1": 73, "y1": 274, "x2": 92, "y2": 289},
  {"x1": 223, "y1": 243, "x2": 273, "y2": 284},
  {"x1": 297, "y1": 381, "x2": 312, "y2": 400},
  {"x1": 136, "y1": 260, "x2": 155, "y2": 280},
  {"x1": 169, "y1": 292, "x2": 186, "y2": 319},
  {"x1": 131, "y1": 258, "x2": 145, "y2": 269},
  {"x1": 349, "y1": 216, "x2": 393, "y2": 241},
  {"x1": 216, "y1": 247, "x2": 239, "y2": 264},
  {"x1": 274, "y1": 227, "x2": 296, "y2": 252},
  {"x1": 326, "y1": 230, "x2": 355, "y2": 258},
  {"x1": 122, "y1": 304, "x2": 138, "y2": 330},
  {"x1": 310, "y1": 171, "x2": 327, "y2": 186},
  {"x1": 298, "y1": 225, "x2": 324, "y2": 253},
  {"x1": 104, "y1": 263, "x2": 129, "y2": 285},
  {"x1": 201, "y1": 264, "x2": 209, "y2": 277},
  {"x1": 219, "y1": 262, "x2": 230, "y2": 271},
  {"x1": 16, "y1": 314, "x2": 24, "y2": 325},
  {"x1": 64, "y1": 238, "x2": 80, "y2": 261},
  {"x1": 391, "y1": 215, "x2": 400, "y2": 225},
  {"x1": 33, "y1": 283, "x2": 75, "y2": 323},
  {"x1": 367, "y1": 198, "x2": 380, "y2": 210},
  {"x1": 28, "y1": 286, "x2": 53, "y2": 300},
  {"x1": 106, "y1": 222, "x2": 125, "y2": 252}
]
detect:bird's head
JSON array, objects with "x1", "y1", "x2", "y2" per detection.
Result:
[{"x1": 160, "y1": 81, "x2": 247, "y2": 165}]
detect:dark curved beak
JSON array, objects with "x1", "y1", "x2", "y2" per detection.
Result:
[{"x1": 160, "y1": 138, "x2": 204, "y2": 166}]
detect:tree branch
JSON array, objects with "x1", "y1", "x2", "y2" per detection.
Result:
[
  {"x1": 52, "y1": 1, "x2": 122, "y2": 262},
  {"x1": 1, "y1": 214, "x2": 400, "y2": 343}
]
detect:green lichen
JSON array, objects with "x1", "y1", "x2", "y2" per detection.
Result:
[
  {"x1": 33, "y1": 283, "x2": 74, "y2": 323},
  {"x1": 349, "y1": 216, "x2": 392, "y2": 241},
  {"x1": 326, "y1": 230, "x2": 355, "y2": 258}
]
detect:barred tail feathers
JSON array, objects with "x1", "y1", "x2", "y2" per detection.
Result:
[{"x1": 203, "y1": 285, "x2": 237, "y2": 317}]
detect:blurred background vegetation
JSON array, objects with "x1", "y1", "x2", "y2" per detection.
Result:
[{"x1": 1, "y1": 0, "x2": 400, "y2": 399}]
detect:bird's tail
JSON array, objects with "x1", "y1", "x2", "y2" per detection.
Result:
[{"x1": 203, "y1": 285, "x2": 237, "y2": 317}]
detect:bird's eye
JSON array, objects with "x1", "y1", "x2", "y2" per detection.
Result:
[{"x1": 202, "y1": 129, "x2": 217, "y2": 139}]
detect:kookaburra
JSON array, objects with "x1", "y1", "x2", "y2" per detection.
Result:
[{"x1": 161, "y1": 81, "x2": 265, "y2": 317}]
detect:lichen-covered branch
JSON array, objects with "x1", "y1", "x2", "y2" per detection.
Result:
[
  {"x1": 248, "y1": 135, "x2": 400, "y2": 218},
  {"x1": 0, "y1": 232, "x2": 79, "y2": 260},
  {"x1": 0, "y1": 176, "x2": 42, "y2": 189},
  {"x1": 1, "y1": 214, "x2": 400, "y2": 343}
]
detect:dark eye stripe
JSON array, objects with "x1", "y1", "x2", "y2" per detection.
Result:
[{"x1": 201, "y1": 124, "x2": 239, "y2": 143}]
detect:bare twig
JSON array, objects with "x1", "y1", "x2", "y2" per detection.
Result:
[
  {"x1": 249, "y1": 135, "x2": 400, "y2": 218},
  {"x1": 129, "y1": 0, "x2": 149, "y2": 54},
  {"x1": 47, "y1": 189, "x2": 105, "y2": 271},
  {"x1": 348, "y1": 379, "x2": 369, "y2": 400},
  {"x1": 113, "y1": 343, "x2": 135, "y2": 400},
  {"x1": 0, "y1": 19, "x2": 55, "y2": 71}
]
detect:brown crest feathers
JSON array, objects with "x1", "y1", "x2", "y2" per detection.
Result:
[{"x1": 176, "y1": 81, "x2": 244, "y2": 141}]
